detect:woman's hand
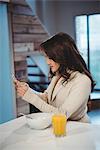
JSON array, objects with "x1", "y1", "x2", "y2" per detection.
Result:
[{"x1": 14, "y1": 79, "x2": 29, "y2": 97}]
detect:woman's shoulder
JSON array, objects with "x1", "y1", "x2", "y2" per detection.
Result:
[{"x1": 72, "y1": 71, "x2": 91, "y2": 84}]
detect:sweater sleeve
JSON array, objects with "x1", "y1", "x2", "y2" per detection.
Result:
[
  {"x1": 22, "y1": 75, "x2": 91, "y2": 118},
  {"x1": 22, "y1": 87, "x2": 58, "y2": 113}
]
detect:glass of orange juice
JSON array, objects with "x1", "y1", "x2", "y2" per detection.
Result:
[{"x1": 52, "y1": 114, "x2": 67, "y2": 137}]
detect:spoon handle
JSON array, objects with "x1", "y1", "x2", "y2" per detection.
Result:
[{"x1": 19, "y1": 113, "x2": 33, "y2": 119}]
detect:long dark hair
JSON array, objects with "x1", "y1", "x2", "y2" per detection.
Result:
[{"x1": 40, "y1": 32, "x2": 95, "y2": 91}]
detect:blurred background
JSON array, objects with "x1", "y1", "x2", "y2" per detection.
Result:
[{"x1": 0, "y1": 0, "x2": 100, "y2": 124}]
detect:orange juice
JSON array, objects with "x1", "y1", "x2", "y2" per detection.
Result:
[{"x1": 52, "y1": 114, "x2": 67, "y2": 136}]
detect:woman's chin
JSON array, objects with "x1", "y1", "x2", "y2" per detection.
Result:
[
  {"x1": 51, "y1": 69, "x2": 56, "y2": 73},
  {"x1": 52, "y1": 70, "x2": 59, "y2": 75}
]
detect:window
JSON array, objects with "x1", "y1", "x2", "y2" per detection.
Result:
[
  {"x1": 75, "y1": 15, "x2": 88, "y2": 65},
  {"x1": 75, "y1": 14, "x2": 100, "y2": 90}
]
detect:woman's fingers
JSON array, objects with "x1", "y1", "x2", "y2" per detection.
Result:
[
  {"x1": 12, "y1": 74, "x2": 29, "y2": 97},
  {"x1": 17, "y1": 86, "x2": 26, "y2": 97},
  {"x1": 14, "y1": 80, "x2": 29, "y2": 97},
  {"x1": 13, "y1": 78, "x2": 20, "y2": 87}
]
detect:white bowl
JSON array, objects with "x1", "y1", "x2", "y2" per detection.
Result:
[{"x1": 25, "y1": 113, "x2": 52, "y2": 130}]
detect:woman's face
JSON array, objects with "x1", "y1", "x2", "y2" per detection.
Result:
[{"x1": 45, "y1": 55, "x2": 60, "y2": 73}]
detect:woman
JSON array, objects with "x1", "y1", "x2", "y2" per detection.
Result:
[{"x1": 15, "y1": 32, "x2": 95, "y2": 123}]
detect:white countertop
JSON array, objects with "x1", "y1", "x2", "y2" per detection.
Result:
[{"x1": 0, "y1": 113, "x2": 100, "y2": 150}]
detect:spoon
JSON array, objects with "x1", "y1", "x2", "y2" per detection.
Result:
[{"x1": 19, "y1": 113, "x2": 33, "y2": 119}]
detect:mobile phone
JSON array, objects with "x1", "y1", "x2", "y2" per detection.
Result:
[{"x1": 12, "y1": 74, "x2": 17, "y2": 82}]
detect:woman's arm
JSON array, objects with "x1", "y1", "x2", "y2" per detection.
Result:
[
  {"x1": 22, "y1": 74, "x2": 91, "y2": 119},
  {"x1": 14, "y1": 79, "x2": 48, "y2": 102}
]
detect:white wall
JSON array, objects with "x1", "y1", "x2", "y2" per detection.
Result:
[
  {"x1": 27, "y1": 0, "x2": 100, "y2": 39},
  {"x1": 54, "y1": 1, "x2": 100, "y2": 38}
]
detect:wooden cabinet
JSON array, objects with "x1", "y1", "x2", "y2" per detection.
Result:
[
  {"x1": 14, "y1": 58, "x2": 28, "y2": 81},
  {"x1": 14, "y1": 56, "x2": 29, "y2": 117}
]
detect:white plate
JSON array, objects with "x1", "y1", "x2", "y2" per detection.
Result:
[{"x1": 26, "y1": 113, "x2": 52, "y2": 130}]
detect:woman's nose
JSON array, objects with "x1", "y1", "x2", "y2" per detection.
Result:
[{"x1": 46, "y1": 57, "x2": 51, "y2": 65}]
